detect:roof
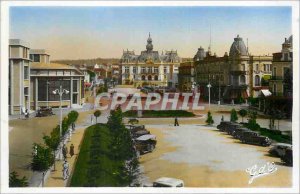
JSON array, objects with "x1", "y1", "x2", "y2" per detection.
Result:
[
  {"x1": 30, "y1": 49, "x2": 49, "y2": 55},
  {"x1": 229, "y1": 35, "x2": 248, "y2": 57},
  {"x1": 136, "y1": 134, "x2": 156, "y2": 141},
  {"x1": 9, "y1": 39, "x2": 30, "y2": 48},
  {"x1": 154, "y1": 177, "x2": 184, "y2": 187},
  {"x1": 31, "y1": 62, "x2": 78, "y2": 70}
]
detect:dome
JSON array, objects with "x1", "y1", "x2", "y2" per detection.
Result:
[
  {"x1": 194, "y1": 46, "x2": 205, "y2": 61},
  {"x1": 229, "y1": 35, "x2": 248, "y2": 57},
  {"x1": 146, "y1": 33, "x2": 153, "y2": 51}
]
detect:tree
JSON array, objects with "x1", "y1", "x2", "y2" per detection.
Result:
[
  {"x1": 31, "y1": 143, "x2": 54, "y2": 172},
  {"x1": 94, "y1": 110, "x2": 101, "y2": 123},
  {"x1": 238, "y1": 109, "x2": 247, "y2": 123},
  {"x1": 247, "y1": 110, "x2": 260, "y2": 131},
  {"x1": 274, "y1": 109, "x2": 285, "y2": 131},
  {"x1": 230, "y1": 109, "x2": 238, "y2": 122},
  {"x1": 206, "y1": 111, "x2": 214, "y2": 125},
  {"x1": 9, "y1": 171, "x2": 28, "y2": 187}
]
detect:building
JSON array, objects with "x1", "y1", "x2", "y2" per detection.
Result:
[
  {"x1": 30, "y1": 49, "x2": 50, "y2": 63},
  {"x1": 9, "y1": 39, "x2": 31, "y2": 115},
  {"x1": 79, "y1": 65, "x2": 91, "y2": 83},
  {"x1": 178, "y1": 61, "x2": 195, "y2": 92},
  {"x1": 120, "y1": 33, "x2": 181, "y2": 87},
  {"x1": 194, "y1": 35, "x2": 272, "y2": 103},
  {"x1": 269, "y1": 35, "x2": 293, "y2": 97},
  {"x1": 30, "y1": 50, "x2": 85, "y2": 109}
]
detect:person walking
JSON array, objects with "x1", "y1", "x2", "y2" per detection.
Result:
[
  {"x1": 69, "y1": 144, "x2": 75, "y2": 158},
  {"x1": 174, "y1": 117, "x2": 179, "y2": 126},
  {"x1": 62, "y1": 160, "x2": 69, "y2": 180},
  {"x1": 62, "y1": 144, "x2": 68, "y2": 160}
]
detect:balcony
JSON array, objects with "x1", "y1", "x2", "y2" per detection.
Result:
[{"x1": 269, "y1": 76, "x2": 283, "y2": 80}]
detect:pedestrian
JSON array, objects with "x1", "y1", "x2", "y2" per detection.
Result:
[
  {"x1": 62, "y1": 144, "x2": 68, "y2": 160},
  {"x1": 72, "y1": 122, "x2": 75, "y2": 131},
  {"x1": 69, "y1": 144, "x2": 75, "y2": 157},
  {"x1": 25, "y1": 109, "x2": 29, "y2": 119},
  {"x1": 62, "y1": 160, "x2": 69, "y2": 180},
  {"x1": 91, "y1": 114, "x2": 94, "y2": 124},
  {"x1": 174, "y1": 117, "x2": 179, "y2": 126}
]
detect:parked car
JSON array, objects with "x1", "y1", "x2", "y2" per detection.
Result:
[
  {"x1": 280, "y1": 147, "x2": 293, "y2": 166},
  {"x1": 217, "y1": 121, "x2": 232, "y2": 132},
  {"x1": 232, "y1": 127, "x2": 251, "y2": 139},
  {"x1": 269, "y1": 143, "x2": 292, "y2": 157},
  {"x1": 135, "y1": 134, "x2": 157, "y2": 155},
  {"x1": 36, "y1": 107, "x2": 54, "y2": 117},
  {"x1": 239, "y1": 131, "x2": 271, "y2": 146},
  {"x1": 153, "y1": 177, "x2": 184, "y2": 187},
  {"x1": 224, "y1": 123, "x2": 241, "y2": 135},
  {"x1": 132, "y1": 129, "x2": 150, "y2": 138},
  {"x1": 125, "y1": 124, "x2": 145, "y2": 132}
]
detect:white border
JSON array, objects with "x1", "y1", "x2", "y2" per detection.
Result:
[{"x1": 1, "y1": 1, "x2": 299, "y2": 193}]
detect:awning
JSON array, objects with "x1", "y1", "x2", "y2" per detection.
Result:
[{"x1": 261, "y1": 89, "x2": 272, "y2": 97}]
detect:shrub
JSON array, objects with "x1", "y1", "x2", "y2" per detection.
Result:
[
  {"x1": 206, "y1": 111, "x2": 214, "y2": 125},
  {"x1": 230, "y1": 109, "x2": 238, "y2": 122},
  {"x1": 68, "y1": 110, "x2": 79, "y2": 124},
  {"x1": 9, "y1": 171, "x2": 28, "y2": 187}
]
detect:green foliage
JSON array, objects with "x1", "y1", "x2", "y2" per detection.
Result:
[
  {"x1": 230, "y1": 109, "x2": 238, "y2": 122},
  {"x1": 123, "y1": 110, "x2": 195, "y2": 118},
  {"x1": 238, "y1": 109, "x2": 248, "y2": 122},
  {"x1": 94, "y1": 110, "x2": 101, "y2": 123},
  {"x1": 205, "y1": 111, "x2": 214, "y2": 125},
  {"x1": 247, "y1": 110, "x2": 260, "y2": 131},
  {"x1": 31, "y1": 143, "x2": 54, "y2": 172},
  {"x1": 97, "y1": 85, "x2": 108, "y2": 95},
  {"x1": 9, "y1": 171, "x2": 28, "y2": 187},
  {"x1": 68, "y1": 110, "x2": 79, "y2": 124},
  {"x1": 107, "y1": 107, "x2": 123, "y2": 134}
]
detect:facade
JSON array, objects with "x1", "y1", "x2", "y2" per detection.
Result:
[
  {"x1": 30, "y1": 51, "x2": 85, "y2": 109},
  {"x1": 178, "y1": 61, "x2": 195, "y2": 92},
  {"x1": 9, "y1": 39, "x2": 31, "y2": 115},
  {"x1": 269, "y1": 35, "x2": 293, "y2": 97},
  {"x1": 79, "y1": 65, "x2": 91, "y2": 83},
  {"x1": 120, "y1": 33, "x2": 181, "y2": 87},
  {"x1": 194, "y1": 35, "x2": 272, "y2": 103}
]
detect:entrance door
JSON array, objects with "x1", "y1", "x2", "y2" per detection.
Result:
[{"x1": 73, "y1": 94, "x2": 78, "y2": 104}]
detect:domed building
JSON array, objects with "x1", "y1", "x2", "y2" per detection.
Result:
[
  {"x1": 194, "y1": 35, "x2": 272, "y2": 104},
  {"x1": 120, "y1": 33, "x2": 181, "y2": 87}
]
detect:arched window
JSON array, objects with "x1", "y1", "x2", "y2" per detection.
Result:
[
  {"x1": 141, "y1": 75, "x2": 145, "y2": 80},
  {"x1": 255, "y1": 75, "x2": 260, "y2": 86},
  {"x1": 154, "y1": 75, "x2": 158, "y2": 81},
  {"x1": 148, "y1": 75, "x2": 152, "y2": 81},
  {"x1": 240, "y1": 75, "x2": 246, "y2": 84}
]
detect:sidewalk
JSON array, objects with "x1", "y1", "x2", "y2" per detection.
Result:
[{"x1": 44, "y1": 127, "x2": 86, "y2": 187}]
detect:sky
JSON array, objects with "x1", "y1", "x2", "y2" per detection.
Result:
[{"x1": 10, "y1": 6, "x2": 292, "y2": 60}]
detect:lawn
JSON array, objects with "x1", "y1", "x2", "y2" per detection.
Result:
[
  {"x1": 123, "y1": 110, "x2": 195, "y2": 118},
  {"x1": 70, "y1": 124, "x2": 130, "y2": 187}
]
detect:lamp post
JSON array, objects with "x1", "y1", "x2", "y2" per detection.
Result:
[
  {"x1": 52, "y1": 85, "x2": 69, "y2": 160},
  {"x1": 207, "y1": 83, "x2": 212, "y2": 110}
]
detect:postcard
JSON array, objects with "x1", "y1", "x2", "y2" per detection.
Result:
[{"x1": 1, "y1": 1, "x2": 299, "y2": 193}]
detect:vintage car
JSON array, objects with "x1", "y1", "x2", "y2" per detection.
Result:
[
  {"x1": 224, "y1": 123, "x2": 241, "y2": 135},
  {"x1": 216, "y1": 121, "x2": 232, "y2": 132},
  {"x1": 128, "y1": 118, "x2": 139, "y2": 125},
  {"x1": 269, "y1": 143, "x2": 292, "y2": 157},
  {"x1": 132, "y1": 129, "x2": 150, "y2": 138},
  {"x1": 280, "y1": 147, "x2": 293, "y2": 166},
  {"x1": 36, "y1": 107, "x2": 54, "y2": 117},
  {"x1": 125, "y1": 124, "x2": 145, "y2": 132},
  {"x1": 232, "y1": 127, "x2": 251, "y2": 139},
  {"x1": 239, "y1": 131, "x2": 271, "y2": 146},
  {"x1": 153, "y1": 177, "x2": 184, "y2": 187},
  {"x1": 135, "y1": 134, "x2": 157, "y2": 155}
]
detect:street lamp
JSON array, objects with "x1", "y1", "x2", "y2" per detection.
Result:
[
  {"x1": 52, "y1": 85, "x2": 69, "y2": 160},
  {"x1": 207, "y1": 83, "x2": 212, "y2": 109}
]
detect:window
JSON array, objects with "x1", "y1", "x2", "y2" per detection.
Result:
[
  {"x1": 125, "y1": 66, "x2": 129, "y2": 74},
  {"x1": 273, "y1": 67, "x2": 277, "y2": 77},
  {"x1": 141, "y1": 75, "x2": 145, "y2": 80},
  {"x1": 38, "y1": 79, "x2": 70, "y2": 101},
  {"x1": 256, "y1": 64, "x2": 259, "y2": 71},
  {"x1": 154, "y1": 75, "x2": 158, "y2": 80},
  {"x1": 164, "y1": 67, "x2": 167, "y2": 74},
  {"x1": 154, "y1": 67, "x2": 158, "y2": 73},
  {"x1": 148, "y1": 75, "x2": 152, "y2": 80},
  {"x1": 241, "y1": 64, "x2": 245, "y2": 71},
  {"x1": 141, "y1": 67, "x2": 146, "y2": 73},
  {"x1": 73, "y1": 80, "x2": 78, "y2": 92},
  {"x1": 284, "y1": 53, "x2": 288, "y2": 61},
  {"x1": 133, "y1": 67, "x2": 137, "y2": 74},
  {"x1": 263, "y1": 64, "x2": 266, "y2": 71},
  {"x1": 31, "y1": 54, "x2": 41, "y2": 62},
  {"x1": 240, "y1": 75, "x2": 246, "y2": 84},
  {"x1": 24, "y1": 66, "x2": 29, "y2": 79},
  {"x1": 24, "y1": 87, "x2": 29, "y2": 95},
  {"x1": 255, "y1": 75, "x2": 260, "y2": 86}
]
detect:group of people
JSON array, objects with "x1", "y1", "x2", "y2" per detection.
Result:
[{"x1": 62, "y1": 143, "x2": 75, "y2": 180}]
